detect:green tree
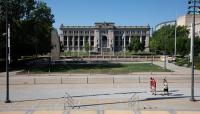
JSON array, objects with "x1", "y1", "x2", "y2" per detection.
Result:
[
  {"x1": 84, "y1": 40, "x2": 90, "y2": 52},
  {"x1": 0, "y1": 0, "x2": 54, "y2": 60},
  {"x1": 127, "y1": 36, "x2": 144, "y2": 52},
  {"x1": 194, "y1": 36, "x2": 200, "y2": 56},
  {"x1": 150, "y1": 25, "x2": 190, "y2": 56},
  {"x1": 28, "y1": 1, "x2": 54, "y2": 56}
]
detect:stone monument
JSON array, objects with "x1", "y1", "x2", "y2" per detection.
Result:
[{"x1": 51, "y1": 28, "x2": 60, "y2": 60}]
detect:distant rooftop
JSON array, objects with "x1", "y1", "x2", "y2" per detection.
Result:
[{"x1": 60, "y1": 22, "x2": 150, "y2": 29}]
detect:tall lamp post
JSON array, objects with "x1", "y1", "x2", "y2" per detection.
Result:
[
  {"x1": 174, "y1": 21, "x2": 177, "y2": 59},
  {"x1": 188, "y1": 0, "x2": 200, "y2": 101},
  {"x1": 5, "y1": 0, "x2": 11, "y2": 103},
  {"x1": 164, "y1": 31, "x2": 167, "y2": 70}
]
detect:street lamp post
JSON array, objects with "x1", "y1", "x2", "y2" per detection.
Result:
[
  {"x1": 164, "y1": 32, "x2": 167, "y2": 70},
  {"x1": 174, "y1": 21, "x2": 177, "y2": 59},
  {"x1": 101, "y1": 34, "x2": 103, "y2": 56},
  {"x1": 5, "y1": 0, "x2": 11, "y2": 103},
  {"x1": 188, "y1": 0, "x2": 200, "y2": 102}
]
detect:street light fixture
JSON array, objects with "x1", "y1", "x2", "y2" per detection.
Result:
[{"x1": 188, "y1": 0, "x2": 200, "y2": 102}]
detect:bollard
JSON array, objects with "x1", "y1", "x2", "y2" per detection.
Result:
[
  {"x1": 61, "y1": 77, "x2": 62, "y2": 84},
  {"x1": 34, "y1": 78, "x2": 36, "y2": 85},
  {"x1": 113, "y1": 77, "x2": 114, "y2": 84},
  {"x1": 48, "y1": 69, "x2": 51, "y2": 76},
  {"x1": 28, "y1": 70, "x2": 30, "y2": 76},
  {"x1": 87, "y1": 77, "x2": 88, "y2": 84},
  {"x1": 139, "y1": 76, "x2": 141, "y2": 83}
]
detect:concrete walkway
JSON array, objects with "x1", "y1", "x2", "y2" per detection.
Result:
[{"x1": 153, "y1": 61, "x2": 200, "y2": 74}]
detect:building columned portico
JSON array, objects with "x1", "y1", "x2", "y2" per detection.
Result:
[{"x1": 60, "y1": 22, "x2": 150, "y2": 53}]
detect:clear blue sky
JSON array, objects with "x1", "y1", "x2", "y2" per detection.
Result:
[{"x1": 43, "y1": 0, "x2": 188, "y2": 29}]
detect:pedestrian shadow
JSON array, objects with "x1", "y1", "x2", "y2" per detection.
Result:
[
  {"x1": 171, "y1": 94, "x2": 184, "y2": 96},
  {"x1": 169, "y1": 90, "x2": 179, "y2": 92},
  {"x1": 143, "y1": 96, "x2": 200, "y2": 101},
  {"x1": 10, "y1": 91, "x2": 146, "y2": 103},
  {"x1": 155, "y1": 89, "x2": 180, "y2": 96},
  {"x1": 156, "y1": 90, "x2": 179, "y2": 93}
]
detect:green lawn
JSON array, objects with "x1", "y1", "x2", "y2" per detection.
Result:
[
  {"x1": 175, "y1": 56, "x2": 200, "y2": 70},
  {"x1": 28, "y1": 63, "x2": 170, "y2": 74}
]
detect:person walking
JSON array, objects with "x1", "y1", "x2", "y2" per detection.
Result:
[
  {"x1": 163, "y1": 78, "x2": 169, "y2": 96},
  {"x1": 150, "y1": 77, "x2": 153, "y2": 93},
  {"x1": 152, "y1": 78, "x2": 157, "y2": 95}
]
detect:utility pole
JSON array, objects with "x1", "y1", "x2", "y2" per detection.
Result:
[{"x1": 188, "y1": 0, "x2": 200, "y2": 102}]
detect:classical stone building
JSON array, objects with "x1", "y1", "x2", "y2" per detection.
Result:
[{"x1": 59, "y1": 22, "x2": 150, "y2": 53}]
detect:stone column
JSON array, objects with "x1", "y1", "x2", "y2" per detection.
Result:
[
  {"x1": 113, "y1": 37, "x2": 115, "y2": 53},
  {"x1": 118, "y1": 36, "x2": 121, "y2": 51},
  {"x1": 94, "y1": 30, "x2": 99, "y2": 52},
  {"x1": 78, "y1": 32, "x2": 80, "y2": 52},
  {"x1": 89, "y1": 31, "x2": 91, "y2": 55},
  {"x1": 72, "y1": 35, "x2": 75, "y2": 51},
  {"x1": 89, "y1": 34, "x2": 91, "y2": 47},
  {"x1": 124, "y1": 35, "x2": 126, "y2": 51},
  {"x1": 145, "y1": 36, "x2": 150, "y2": 52},
  {"x1": 129, "y1": 36, "x2": 131, "y2": 44},
  {"x1": 83, "y1": 36, "x2": 85, "y2": 51},
  {"x1": 140, "y1": 35, "x2": 142, "y2": 43},
  {"x1": 67, "y1": 36, "x2": 69, "y2": 51},
  {"x1": 108, "y1": 29, "x2": 114, "y2": 52}
]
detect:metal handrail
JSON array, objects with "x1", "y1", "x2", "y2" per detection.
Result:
[{"x1": 64, "y1": 92, "x2": 75, "y2": 110}]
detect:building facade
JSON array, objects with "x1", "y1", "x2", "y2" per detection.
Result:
[
  {"x1": 154, "y1": 14, "x2": 200, "y2": 38},
  {"x1": 155, "y1": 20, "x2": 176, "y2": 31},
  {"x1": 60, "y1": 22, "x2": 150, "y2": 53},
  {"x1": 177, "y1": 14, "x2": 200, "y2": 37}
]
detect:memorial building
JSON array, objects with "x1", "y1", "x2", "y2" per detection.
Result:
[{"x1": 59, "y1": 22, "x2": 150, "y2": 53}]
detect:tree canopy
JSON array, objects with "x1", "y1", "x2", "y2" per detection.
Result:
[
  {"x1": 127, "y1": 36, "x2": 145, "y2": 52},
  {"x1": 0, "y1": 0, "x2": 54, "y2": 60},
  {"x1": 149, "y1": 25, "x2": 193, "y2": 56}
]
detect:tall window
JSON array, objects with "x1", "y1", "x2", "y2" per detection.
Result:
[
  {"x1": 91, "y1": 36, "x2": 94, "y2": 46},
  {"x1": 69, "y1": 36, "x2": 73, "y2": 46},
  {"x1": 80, "y1": 36, "x2": 83, "y2": 46},
  {"x1": 126, "y1": 36, "x2": 129, "y2": 45},
  {"x1": 64, "y1": 36, "x2": 67, "y2": 46},
  {"x1": 75, "y1": 36, "x2": 78, "y2": 46},
  {"x1": 115, "y1": 36, "x2": 118, "y2": 46}
]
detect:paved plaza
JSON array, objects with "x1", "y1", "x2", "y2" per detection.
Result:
[{"x1": 0, "y1": 62, "x2": 200, "y2": 113}]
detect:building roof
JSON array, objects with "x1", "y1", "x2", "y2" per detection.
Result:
[{"x1": 60, "y1": 22, "x2": 150, "y2": 29}]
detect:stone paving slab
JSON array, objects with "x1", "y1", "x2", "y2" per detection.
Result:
[
  {"x1": 176, "y1": 111, "x2": 200, "y2": 114},
  {"x1": 141, "y1": 111, "x2": 170, "y2": 114},
  {"x1": 0, "y1": 112, "x2": 26, "y2": 114},
  {"x1": 32, "y1": 111, "x2": 63, "y2": 114},
  {"x1": 104, "y1": 110, "x2": 135, "y2": 114},
  {"x1": 62, "y1": 77, "x2": 87, "y2": 84},
  {"x1": 88, "y1": 77, "x2": 113, "y2": 84},
  {"x1": 69, "y1": 110, "x2": 98, "y2": 114}
]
